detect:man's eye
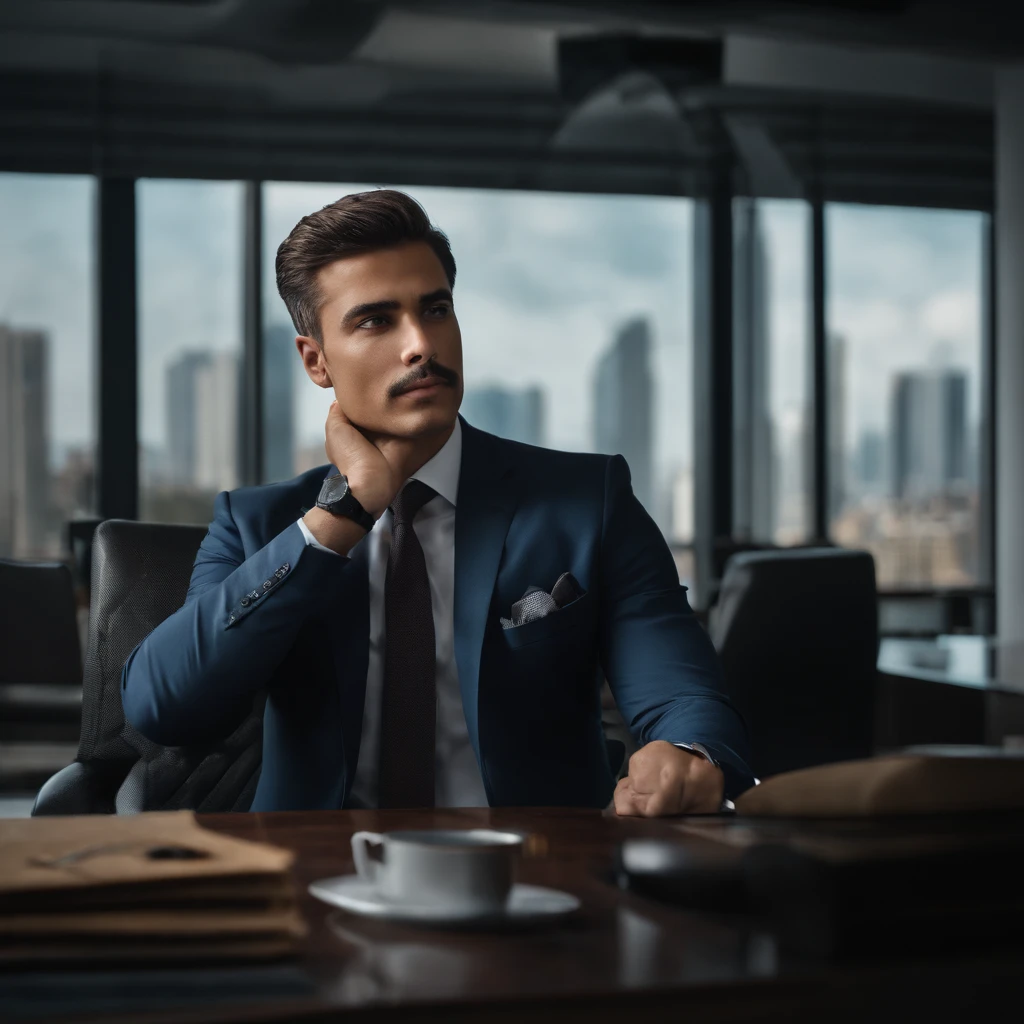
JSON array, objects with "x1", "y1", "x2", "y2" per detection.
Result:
[
  {"x1": 359, "y1": 316, "x2": 388, "y2": 329},
  {"x1": 426, "y1": 305, "x2": 450, "y2": 319}
]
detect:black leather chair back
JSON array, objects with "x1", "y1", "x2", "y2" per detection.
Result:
[
  {"x1": 0, "y1": 560, "x2": 81, "y2": 685},
  {"x1": 709, "y1": 547, "x2": 878, "y2": 780},
  {"x1": 34, "y1": 520, "x2": 263, "y2": 815}
]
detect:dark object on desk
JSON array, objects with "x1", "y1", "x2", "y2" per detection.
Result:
[
  {"x1": 710, "y1": 547, "x2": 878, "y2": 779},
  {"x1": 742, "y1": 817, "x2": 1024, "y2": 959},
  {"x1": 33, "y1": 521, "x2": 263, "y2": 816},
  {"x1": 619, "y1": 810, "x2": 1024, "y2": 960},
  {"x1": 0, "y1": 560, "x2": 82, "y2": 747}
]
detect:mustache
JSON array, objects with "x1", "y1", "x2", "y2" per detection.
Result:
[{"x1": 388, "y1": 360, "x2": 460, "y2": 399}]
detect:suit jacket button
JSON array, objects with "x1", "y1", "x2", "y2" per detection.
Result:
[
  {"x1": 263, "y1": 580, "x2": 273, "y2": 590},
  {"x1": 240, "y1": 596, "x2": 251, "y2": 607}
]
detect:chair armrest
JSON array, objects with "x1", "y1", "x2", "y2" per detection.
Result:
[{"x1": 32, "y1": 760, "x2": 133, "y2": 816}]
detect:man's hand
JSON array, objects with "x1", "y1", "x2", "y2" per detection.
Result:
[
  {"x1": 322, "y1": 401, "x2": 404, "y2": 518},
  {"x1": 302, "y1": 402, "x2": 405, "y2": 556},
  {"x1": 614, "y1": 740, "x2": 725, "y2": 817}
]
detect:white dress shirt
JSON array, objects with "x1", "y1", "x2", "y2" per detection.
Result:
[{"x1": 297, "y1": 419, "x2": 488, "y2": 808}]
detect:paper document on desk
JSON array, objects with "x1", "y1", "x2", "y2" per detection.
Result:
[
  {"x1": 735, "y1": 748, "x2": 1024, "y2": 817},
  {"x1": 0, "y1": 810, "x2": 306, "y2": 964}
]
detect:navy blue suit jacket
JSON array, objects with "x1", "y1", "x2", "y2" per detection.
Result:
[{"x1": 122, "y1": 418, "x2": 753, "y2": 811}]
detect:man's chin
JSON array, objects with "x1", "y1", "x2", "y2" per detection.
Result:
[{"x1": 381, "y1": 399, "x2": 460, "y2": 440}]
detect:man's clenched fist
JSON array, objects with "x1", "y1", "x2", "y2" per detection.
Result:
[{"x1": 614, "y1": 740, "x2": 724, "y2": 817}]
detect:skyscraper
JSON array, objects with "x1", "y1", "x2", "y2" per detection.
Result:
[
  {"x1": 890, "y1": 369, "x2": 969, "y2": 502},
  {"x1": 195, "y1": 352, "x2": 240, "y2": 492},
  {"x1": 732, "y1": 200, "x2": 774, "y2": 540},
  {"x1": 263, "y1": 324, "x2": 296, "y2": 482},
  {"x1": 165, "y1": 349, "x2": 240, "y2": 491},
  {"x1": 166, "y1": 351, "x2": 211, "y2": 486},
  {"x1": 0, "y1": 326, "x2": 50, "y2": 557},
  {"x1": 592, "y1": 318, "x2": 654, "y2": 512},
  {"x1": 828, "y1": 332, "x2": 847, "y2": 519},
  {"x1": 461, "y1": 384, "x2": 545, "y2": 447}
]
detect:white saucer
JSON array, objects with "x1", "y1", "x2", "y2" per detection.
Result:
[{"x1": 308, "y1": 875, "x2": 580, "y2": 929}]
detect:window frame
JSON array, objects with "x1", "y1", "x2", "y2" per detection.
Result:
[{"x1": 5, "y1": 167, "x2": 992, "y2": 615}]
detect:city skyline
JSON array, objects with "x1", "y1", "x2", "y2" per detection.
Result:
[{"x1": 0, "y1": 172, "x2": 989, "y2": 586}]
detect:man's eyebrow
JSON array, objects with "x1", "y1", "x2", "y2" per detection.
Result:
[
  {"x1": 420, "y1": 289, "x2": 453, "y2": 305},
  {"x1": 341, "y1": 299, "x2": 400, "y2": 327}
]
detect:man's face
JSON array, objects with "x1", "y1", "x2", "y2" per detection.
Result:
[{"x1": 297, "y1": 241, "x2": 463, "y2": 440}]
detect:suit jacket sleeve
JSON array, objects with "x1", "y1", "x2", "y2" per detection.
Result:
[
  {"x1": 597, "y1": 455, "x2": 755, "y2": 799},
  {"x1": 121, "y1": 490, "x2": 350, "y2": 747}
]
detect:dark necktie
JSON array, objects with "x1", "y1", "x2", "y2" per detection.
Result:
[{"x1": 378, "y1": 479, "x2": 438, "y2": 808}]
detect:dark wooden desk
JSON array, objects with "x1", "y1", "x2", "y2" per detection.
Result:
[{"x1": 9, "y1": 807, "x2": 1024, "y2": 1023}]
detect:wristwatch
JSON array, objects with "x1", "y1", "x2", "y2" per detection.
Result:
[{"x1": 315, "y1": 474, "x2": 376, "y2": 533}]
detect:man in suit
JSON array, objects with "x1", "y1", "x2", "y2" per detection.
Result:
[{"x1": 122, "y1": 189, "x2": 753, "y2": 815}]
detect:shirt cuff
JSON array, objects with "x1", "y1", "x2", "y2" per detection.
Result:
[{"x1": 297, "y1": 516, "x2": 341, "y2": 556}]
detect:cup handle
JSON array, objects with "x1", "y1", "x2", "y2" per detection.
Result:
[{"x1": 351, "y1": 831, "x2": 384, "y2": 885}]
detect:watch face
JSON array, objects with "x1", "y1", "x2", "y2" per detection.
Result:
[{"x1": 320, "y1": 474, "x2": 351, "y2": 504}]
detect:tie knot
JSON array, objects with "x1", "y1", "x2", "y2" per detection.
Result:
[{"x1": 390, "y1": 479, "x2": 436, "y2": 526}]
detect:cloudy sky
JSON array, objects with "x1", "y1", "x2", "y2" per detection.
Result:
[{"x1": 0, "y1": 172, "x2": 986, "y2": 517}]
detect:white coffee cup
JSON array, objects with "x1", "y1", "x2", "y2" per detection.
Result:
[{"x1": 350, "y1": 829, "x2": 523, "y2": 913}]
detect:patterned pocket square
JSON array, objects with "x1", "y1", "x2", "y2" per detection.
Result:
[{"x1": 500, "y1": 572, "x2": 585, "y2": 629}]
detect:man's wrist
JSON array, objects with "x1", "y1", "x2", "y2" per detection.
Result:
[
  {"x1": 302, "y1": 506, "x2": 369, "y2": 556},
  {"x1": 344, "y1": 475, "x2": 391, "y2": 520},
  {"x1": 671, "y1": 743, "x2": 730, "y2": 812}
]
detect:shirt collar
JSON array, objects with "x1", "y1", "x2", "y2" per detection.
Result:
[{"x1": 408, "y1": 417, "x2": 461, "y2": 507}]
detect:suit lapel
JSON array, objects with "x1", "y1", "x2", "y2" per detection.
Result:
[{"x1": 454, "y1": 420, "x2": 517, "y2": 765}]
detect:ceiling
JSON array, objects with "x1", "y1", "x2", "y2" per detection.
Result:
[{"x1": 0, "y1": 0, "x2": 1009, "y2": 207}]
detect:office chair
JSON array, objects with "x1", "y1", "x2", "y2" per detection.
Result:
[
  {"x1": 0, "y1": 559, "x2": 83, "y2": 748},
  {"x1": 33, "y1": 520, "x2": 263, "y2": 815},
  {"x1": 709, "y1": 547, "x2": 878, "y2": 780}
]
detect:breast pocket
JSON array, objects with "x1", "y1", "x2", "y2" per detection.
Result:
[{"x1": 500, "y1": 590, "x2": 595, "y2": 650}]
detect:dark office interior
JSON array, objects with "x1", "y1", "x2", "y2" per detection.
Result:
[{"x1": 2, "y1": 1, "x2": 1024, "y2": 1020}]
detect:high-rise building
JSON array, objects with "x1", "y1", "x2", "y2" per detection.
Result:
[
  {"x1": 263, "y1": 324, "x2": 296, "y2": 482},
  {"x1": 732, "y1": 200, "x2": 774, "y2": 540},
  {"x1": 461, "y1": 384, "x2": 545, "y2": 447},
  {"x1": 0, "y1": 326, "x2": 50, "y2": 557},
  {"x1": 856, "y1": 428, "x2": 885, "y2": 492},
  {"x1": 592, "y1": 318, "x2": 654, "y2": 512},
  {"x1": 890, "y1": 369, "x2": 969, "y2": 502},
  {"x1": 828, "y1": 332, "x2": 847, "y2": 518},
  {"x1": 194, "y1": 352, "x2": 240, "y2": 492},
  {"x1": 165, "y1": 349, "x2": 240, "y2": 491},
  {"x1": 166, "y1": 351, "x2": 211, "y2": 486}
]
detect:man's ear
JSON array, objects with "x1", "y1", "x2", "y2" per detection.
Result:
[{"x1": 295, "y1": 334, "x2": 332, "y2": 388}]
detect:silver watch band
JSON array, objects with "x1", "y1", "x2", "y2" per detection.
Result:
[{"x1": 672, "y1": 741, "x2": 719, "y2": 767}]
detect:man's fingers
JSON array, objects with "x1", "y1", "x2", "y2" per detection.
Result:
[{"x1": 614, "y1": 779, "x2": 648, "y2": 817}]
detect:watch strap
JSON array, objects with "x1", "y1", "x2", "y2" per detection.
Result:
[{"x1": 316, "y1": 476, "x2": 376, "y2": 533}]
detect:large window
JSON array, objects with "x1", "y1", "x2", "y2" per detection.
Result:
[
  {"x1": 0, "y1": 173, "x2": 96, "y2": 559},
  {"x1": 263, "y1": 183, "x2": 696, "y2": 584},
  {"x1": 138, "y1": 180, "x2": 245, "y2": 524},
  {"x1": 732, "y1": 198, "x2": 813, "y2": 545},
  {"x1": 827, "y1": 205, "x2": 987, "y2": 588}
]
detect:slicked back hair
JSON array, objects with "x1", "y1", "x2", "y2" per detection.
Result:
[{"x1": 275, "y1": 189, "x2": 457, "y2": 343}]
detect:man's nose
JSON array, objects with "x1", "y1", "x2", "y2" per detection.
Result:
[{"x1": 400, "y1": 318, "x2": 436, "y2": 366}]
